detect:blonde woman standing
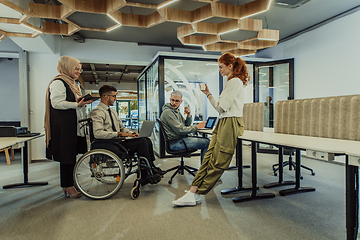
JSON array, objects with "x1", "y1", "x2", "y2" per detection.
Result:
[
  {"x1": 44, "y1": 56, "x2": 92, "y2": 198},
  {"x1": 172, "y1": 52, "x2": 249, "y2": 206}
]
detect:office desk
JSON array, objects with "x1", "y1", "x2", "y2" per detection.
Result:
[
  {"x1": 225, "y1": 130, "x2": 360, "y2": 240},
  {"x1": 1, "y1": 134, "x2": 48, "y2": 189}
]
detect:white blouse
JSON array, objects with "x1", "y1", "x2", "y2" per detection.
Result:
[
  {"x1": 209, "y1": 77, "x2": 245, "y2": 119},
  {"x1": 49, "y1": 80, "x2": 85, "y2": 137}
]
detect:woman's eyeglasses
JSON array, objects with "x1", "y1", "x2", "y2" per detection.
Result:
[
  {"x1": 170, "y1": 98, "x2": 181, "y2": 103},
  {"x1": 75, "y1": 68, "x2": 83, "y2": 73}
]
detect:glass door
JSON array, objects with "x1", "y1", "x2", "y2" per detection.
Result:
[{"x1": 255, "y1": 59, "x2": 294, "y2": 152}]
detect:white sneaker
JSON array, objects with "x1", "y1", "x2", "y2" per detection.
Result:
[
  {"x1": 172, "y1": 190, "x2": 196, "y2": 206},
  {"x1": 195, "y1": 193, "x2": 201, "y2": 205}
]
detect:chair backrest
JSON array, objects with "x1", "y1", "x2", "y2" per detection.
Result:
[
  {"x1": 79, "y1": 118, "x2": 129, "y2": 159},
  {"x1": 156, "y1": 118, "x2": 170, "y2": 143},
  {"x1": 156, "y1": 118, "x2": 197, "y2": 156},
  {"x1": 78, "y1": 118, "x2": 95, "y2": 142},
  {"x1": 88, "y1": 119, "x2": 95, "y2": 143},
  {"x1": 156, "y1": 118, "x2": 173, "y2": 154}
]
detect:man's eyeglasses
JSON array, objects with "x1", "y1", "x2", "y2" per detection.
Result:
[
  {"x1": 107, "y1": 95, "x2": 117, "y2": 98},
  {"x1": 75, "y1": 68, "x2": 83, "y2": 73},
  {"x1": 170, "y1": 98, "x2": 181, "y2": 103}
]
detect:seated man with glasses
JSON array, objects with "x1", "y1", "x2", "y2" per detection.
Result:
[
  {"x1": 89, "y1": 85, "x2": 163, "y2": 185},
  {"x1": 160, "y1": 90, "x2": 210, "y2": 163}
]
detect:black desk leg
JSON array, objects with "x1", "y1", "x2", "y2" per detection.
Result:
[
  {"x1": 221, "y1": 139, "x2": 253, "y2": 195},
  {"x1": 3, "y1": 141, "x2": 48, "y2": 189},
  {"x1": 264, "y1": 147, "x2": 295, "y2": 188},
  {"x1": 346, "y1": 155, "x2": 359, "y2": 240},
  {"x1": 233, "y1": 142, "x2": 275, "y2": 202},
  {"x1": 279, "y1": 149, "x2": 315, "y2": 196}
]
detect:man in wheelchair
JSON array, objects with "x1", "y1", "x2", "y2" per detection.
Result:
[{"x1": 89, "y1": 85, "x2": 164, "y2": 186}]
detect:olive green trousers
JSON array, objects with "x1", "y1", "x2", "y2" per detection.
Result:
[{"x1": 192, "y1": 117, "x2": 244, "y2": 195}]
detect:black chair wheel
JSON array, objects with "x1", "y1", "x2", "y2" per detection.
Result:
[
  {"x1": 274, "y1": 173, "x2": 277, "y2": 176},
  {"x1": 300, "y1": 176, "x2": 303, "y2": 180},
  {"x1": 311, "y1": 172, "x2": 315, "y2": 176},
  {"x1": 131, "y1": 187, "x2": 140, "y2": 199},
  {"x1": 168, "y1": 180, "x2": 172, "y2": 184}
]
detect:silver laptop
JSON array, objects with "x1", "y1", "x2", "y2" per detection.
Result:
[{"x1": 136, "y1": 120, "x2": 155, "y2": 138}]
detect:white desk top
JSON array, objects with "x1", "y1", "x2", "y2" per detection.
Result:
[
  {"x1": 0, "y1": 134, "x2": 45, "y2": 150},
  {"x1": 239, "y1": 130, "x2": 360, "y2": 157}
]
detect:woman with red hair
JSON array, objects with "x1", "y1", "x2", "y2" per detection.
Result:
[{"x1": 172, "y1": 52, "x2": 249, "y2": 206}]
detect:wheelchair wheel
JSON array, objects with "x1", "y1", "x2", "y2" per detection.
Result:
[
  {"x1": 130, "y1": 186, "x2": 140, "y2": 199},
  {"x1": 74, "y1": 149, "x2": 125, "y2": 200}
]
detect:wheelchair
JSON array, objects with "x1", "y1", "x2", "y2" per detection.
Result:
[{"x1": 74, "y1": 118, "x2": 160, "y2": 200}]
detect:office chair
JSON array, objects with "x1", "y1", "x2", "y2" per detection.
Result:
[
  {"x1": 156, "y1": 119, "x2": 198, "y2": 184},
  {"x1": 272, "y1": 148, "x2": 315, "y2": 179}
]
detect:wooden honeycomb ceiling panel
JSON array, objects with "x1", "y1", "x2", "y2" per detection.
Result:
[
  {"x1": 0, "y1": 0, "x2": 279, "y2": 55},
  {"x1": 28, "y1": 3, "x2": 61, "y2": 19}
]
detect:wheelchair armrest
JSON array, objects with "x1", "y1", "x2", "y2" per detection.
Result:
[{"x1": 92, "y1": 139, "x2": 130, "y2": 159}]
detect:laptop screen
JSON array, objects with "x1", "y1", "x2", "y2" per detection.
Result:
[{"x1": 204, "y1": 117, "x2": 217, "y2": 129}]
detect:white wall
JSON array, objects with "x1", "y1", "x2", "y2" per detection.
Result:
[
  {"x1": 28, "y1": 52, "x2": 60, "y2": 159},
  {"x1": 0, "y1": 37, "x2": 20, "y2": 53},
  {"x1": 256, "y1": 10, "x2": 360, "y2": 99}
]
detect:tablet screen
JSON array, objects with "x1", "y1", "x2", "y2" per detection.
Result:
[{"x1": 205, "y1": 117, "x2": 217, "y2": 128}]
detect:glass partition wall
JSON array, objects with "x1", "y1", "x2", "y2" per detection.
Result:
[
  {"x1": 138, "y1": 55, "x2": 294, "y2": 157},
  {"x1": 138, "y1": 55, "x2": 220, "y2": 157}
]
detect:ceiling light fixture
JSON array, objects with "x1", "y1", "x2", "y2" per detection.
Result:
[
  {"x1": 267, "y1": 0, "x2": 273, "y2": 10},
  {"x1": 240, "y1": 10, "x2": 267, "y2": 20},
  {"x1": 257, "y1": 38, "x2": 278, "y2": 41},
  {"x1": 157, "y1": 0, "x2": 178, "y2": 9},
  {"x1": 183, "y1": 43, "x2": 204, "y2": 48},
  {"x1": 107, "y1": 24, "x2": 121, "y2": 32},
  {"x1": 20, "y1": 23, "x2": 42, "y2": 33},
  {"x1": 219, "y1": 28, "x2": 238, "y2": 35},
  {"x1": 107, "y1": 14, "x2": 121, "y2": 25}
]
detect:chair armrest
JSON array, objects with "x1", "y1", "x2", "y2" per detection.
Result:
[{"x1": 93, "y1": 139, "x2": 130, "y2": 159}]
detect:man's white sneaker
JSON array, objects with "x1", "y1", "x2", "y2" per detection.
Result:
[
  {"x1": 172, "y1": 190, "x2": 196, "y2": 206},
  {"x1": 195, "y1": 193, "x2": 201, "y2": 205}
]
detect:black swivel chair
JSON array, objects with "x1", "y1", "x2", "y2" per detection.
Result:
[
  {"x1": 272, "y1": 148, "x2": 315, "y2": 179},
  {"x1": 156, "y1": 119, "x2": 198, "y2": 184}
]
